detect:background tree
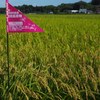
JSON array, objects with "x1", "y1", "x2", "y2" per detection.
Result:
[
  {"x1": 91, "y1": 0, "x2": 100, "y2": 5},
  {"x1": 73, "y1": 1, "x2": 88, "y2": 10},
  {"x1": 58, "y1": 3, "x2": 73, "y2": 12}
]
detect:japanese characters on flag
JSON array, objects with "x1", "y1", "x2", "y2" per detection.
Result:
[{"x1": 6, "y1": 0, "x2": 44, "y2": 33}]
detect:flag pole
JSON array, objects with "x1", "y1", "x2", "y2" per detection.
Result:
[
  {"x1": 6, "y1": 0, "x2": 10, "y2": 91},
  {"x1": 6, "y1": 32, "x2": 10, "y2": 91}
]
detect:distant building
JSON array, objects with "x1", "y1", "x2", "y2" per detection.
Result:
[
  {"x1": 65, "y1": 9, "x2": 93, "y2": 14},
  {"x1": 96, "y1": 8, "x2": 100, "y2": 14},
  {"x1": 49, "y1": 11, "x2": 53, "y2": 14},
  {"x1": 87, "y1": 10, "x2": 93, "y2": 14},
  {"x1": 71, "y1": 10, "x2": 79, "y2": 13},
  {"x1": 79, "y1": 9, "x2": 87, "y2": 13}
]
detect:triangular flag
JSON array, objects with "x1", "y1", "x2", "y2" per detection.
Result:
[{"x1": 6, "y1": 1, "x2": 44, "y2": 33}]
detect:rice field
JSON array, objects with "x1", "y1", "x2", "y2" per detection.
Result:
[{"x1": 0, "y1": 14, "x2": 100, "y2": 100}]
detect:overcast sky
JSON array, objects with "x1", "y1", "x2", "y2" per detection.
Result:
[{"x1": 0, "y1": 0, "x2": 91, "y2": 7}]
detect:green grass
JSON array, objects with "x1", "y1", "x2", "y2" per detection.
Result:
[{"x1": 0, "y1": 14, "x2": 100, "y2": 100}]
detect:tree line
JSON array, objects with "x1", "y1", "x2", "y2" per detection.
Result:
[{"x1": 0, "y1": 0, "x2": 100, "y2": 14}]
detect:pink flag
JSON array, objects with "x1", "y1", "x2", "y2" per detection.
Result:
[{"x1": 6, "y1": 1, "x2": 44, "y2": 33}]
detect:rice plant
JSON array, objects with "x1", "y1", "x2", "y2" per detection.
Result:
[{"x1": 0, "y1": 14, "x2": 100, "y2": 100}]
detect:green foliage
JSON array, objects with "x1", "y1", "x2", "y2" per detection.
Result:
[
  {"x1": 73, "y1": 1, "x2": 88, "y2": 9},
  {"x1": 91, "y1": 0, "x2": 100, "y2": 5},
  {"x1": 0, "y1": 14, "x2": 100, "y2": 100}
]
